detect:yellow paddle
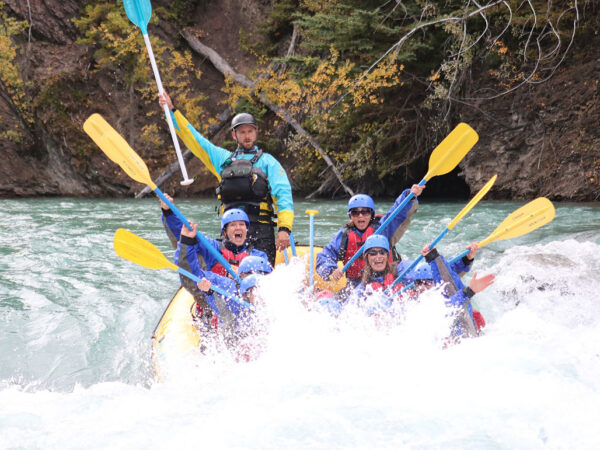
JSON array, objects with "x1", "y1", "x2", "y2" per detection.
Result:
[
  {"x1": 113, "y1": 228, "x2": 253, "y2": 310},
  {"x1": 387, "y1": 174, "x2": 497, "y2": 291},
  {"x1": 83, "y1": 113, "x2": 241, "y2": 284},
  {"x1": 448, "y1": 197, "x2": 556, "y2": 264},
  {"x1": 342, "y1": 122, "x2": 479, "y2": 272}
]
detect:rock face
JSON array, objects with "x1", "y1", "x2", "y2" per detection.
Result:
[
  {"x1": 460, "y1": 55, "x2": 600, "y2": 201},
  {"x1": 0, "y1": 1, "x2": 598, "y2": 201}
]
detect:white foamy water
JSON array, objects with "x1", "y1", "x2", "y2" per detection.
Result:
[{"x1": 1, "y1": 198, "x2": 599, "y2": 448}]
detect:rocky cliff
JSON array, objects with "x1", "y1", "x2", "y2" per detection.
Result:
[{"x1": 1, "y1": 0, "x2": 598, "y2": 201}]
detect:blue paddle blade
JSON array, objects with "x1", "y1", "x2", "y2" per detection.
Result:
[{"x1": 123, "y1": 0, "x2": 152, "y2": 34}]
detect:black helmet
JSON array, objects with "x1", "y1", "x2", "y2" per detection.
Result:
[{"x1": 231, "y1": 113, "x2": 257, "y2": 130}]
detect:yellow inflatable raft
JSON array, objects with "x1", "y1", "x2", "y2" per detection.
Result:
[{"x1": 151, "y1": 287, "x2": 200, "y2": 381}]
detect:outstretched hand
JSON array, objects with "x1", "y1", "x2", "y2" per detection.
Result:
[{"x1": 469, "y1": 272, "x2": 495, "y2": 294}]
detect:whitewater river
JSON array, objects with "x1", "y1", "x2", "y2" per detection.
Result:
[{"x1": 1, "y1": 197, "x2": 599, "y2": 449}]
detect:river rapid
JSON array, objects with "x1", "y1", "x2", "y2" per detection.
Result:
[{"x1": 1, "y1": 197, "x2": 599, "y2": 449}]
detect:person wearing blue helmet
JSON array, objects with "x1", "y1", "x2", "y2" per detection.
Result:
[
  {"x1": 420, "y1": 244, "x2": 494, "y2": 340},
  {"x1": 240, "y1": 274, "x2": 262, "y2": 305},
  {"x1": 158, "y1": 92, "x2": 294, "y2": 266},
  {"x1": 316, "y1": 184, "x2": 425, "y2": 295},
  {"x1": 160, "y1": 193, "x2": 267, "y2": 276},
  {"x1": 160, "y1": 194, "x2": 268, "y2": 323},
  {"x1": 238, "y1": 255, "x2": 272, "y2": 278},
  {"x1": 395, "y1": 242, "x2": 480, "y2": 296},
  {"x1": 351, "y1": 235, "x2": 422, "y2": 300}
]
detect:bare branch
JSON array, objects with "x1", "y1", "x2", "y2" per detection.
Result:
[{"x1": 180, "y1": 29, "x2": 354, "y2": 197}]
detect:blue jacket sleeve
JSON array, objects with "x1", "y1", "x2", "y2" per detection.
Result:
[
  {"x1": 449, "y1": 256, "x2": 473, "y2": 277},
  {"x1": 191, "y1": 269, "x2": 238, "y2": 317},
  {"x1": 316, "y1": 228, "x2": 345, "y2": 280},
  {"x1": 162, "y1": 210, "x2": 184, "y2": 247},
  {"x1": 374, "y1": 189, "x2": 418, "y2": 240},
  {"x1": 191, "y1": 231, "x2": 221, "y2": 271},
  {"x1": 427, "y1": 251, "x2": 474, "y2": 318}
]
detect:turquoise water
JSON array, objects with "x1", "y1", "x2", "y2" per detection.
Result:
[{"x1": 1, "y1": 197, "x2": 600, "y2": 448}]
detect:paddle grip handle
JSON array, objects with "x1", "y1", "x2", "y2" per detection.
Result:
[
  {"x1": 142, "y1": 33, "x2": 193, "y2": 185},
  {"x1": 283, "y1": 247, "x2": 289, "y2": 265},
  {"x1": 154, "y1": 187, "x2": 242, "y2": 284},
  {"x1": 341, "y1": 178, "x2": 425, "y2": 273},
  {"x1": 449, "y1": 249, "x2": 470, "y2": 265},
  {"x1": 177, "y1": 267, "x2": 254, "y2": 311}
]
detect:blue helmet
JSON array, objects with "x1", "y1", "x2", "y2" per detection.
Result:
[
  {"x1": 413, "y1": 264, "x2": 433, "y2": 280},
  {"x1": 221, "y1": 208, "x2": 250, "y2": 232},
  {"x1": 240, "y1": 274, "x2": 262, "y2": 295},
  {"x1": 348, "y1": 194, "x2": 375, "y2": 213},
  {"x1": 239, "y1": 256, "x2": 272, "y2": 275},
  {"x1": 362, "y1": 234, "x2": 390, "y2": 253},
  {"x1": 397, "y1": 261, "x2": 433, "y2": 281}
]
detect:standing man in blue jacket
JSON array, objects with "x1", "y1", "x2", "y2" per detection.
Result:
[{"x1": 158, "y1": 92, "x2": 294, "y2": 265}]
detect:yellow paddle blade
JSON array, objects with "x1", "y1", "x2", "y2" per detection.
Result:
[
  {"x1": 479, "y1": 197, "x2": 555, "y2": 247},
  {"x1": 448, "y1": 174, "x2": 497, "y2": 230},
  {"x1": 113, "y1": 228, "x2": 178, "y2": 271},
  {"x1": 83, "y1": 114, "x2": 157, "y2": 190},
  {"x1": 424, "y1": 123, "x2": 479, "y2": 180}
]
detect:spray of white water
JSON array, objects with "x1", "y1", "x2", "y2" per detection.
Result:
[{"x1": 2, "y1": 238, "x2": 599, "y2": 449}]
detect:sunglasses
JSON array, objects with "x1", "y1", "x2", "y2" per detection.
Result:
[
  {"x1": 350, "y1": 208, "x2": 372, "y2": 217},
  {"x1": 366, "y1": 249, "x2": 388, "y2": 256}
]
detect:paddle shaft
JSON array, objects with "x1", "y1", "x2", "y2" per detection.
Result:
[
  {"x1": 386, "y1": 226, "x2": 449, "y2": 293},
  {"x1": 176, "y1": 266, "x2": 254, "y2": 311},
  {"x1": 308, "y1": 216, "x2": 315, "y2": 292},
  {"x1": 141, "y1": 33, "x2": 192, "y2": 185},
  {"x1": 341, "y1": 178, "x2": 425, "y2": 273},
  {"x1": 449, "y1": 249, "x2": 470, "y2": 265},
  {"x1": 290, "y1": 231, "x2": 297, "y2": 257},
  {"x1": 283, "y1": 247, "x2": 290, "y2": 264},
  {"x1": 154, "y1": 187, "x2": 242, "y2": 283}
]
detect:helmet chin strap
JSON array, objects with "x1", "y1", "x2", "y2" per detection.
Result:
[{"x1": 232, "y1": 129, "x2": 242, "y2": 151}]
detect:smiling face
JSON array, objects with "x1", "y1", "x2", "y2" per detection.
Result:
[
  {"x1": 231, "y1": 124, "x2": 258, "y2": 150},
  {"x1": 349, "y1": 208, "x2": 373, "y2": 231},
  {"x1": 366, "y1": 248, "x2": 388, "y2": 272},
  {"x1": 225, "y1": 220, "x2": 248, "y2": 246}
]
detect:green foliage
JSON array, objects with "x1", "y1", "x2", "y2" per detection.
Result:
[
  {"x1": 240, "y1": 0, "x2": 299, "y2": 57},
  {"x1": 0, "y1": 1, "x2": 32, "y2": 142},
  {"x1": 73, "y1": 1, "x2": 152, "y2": 86},
  {"x1": 73, "y1": 0, "x2": 205, "y2": 139}
]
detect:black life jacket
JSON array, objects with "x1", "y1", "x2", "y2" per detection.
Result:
[{"x1": 216, "y1": 150, "x2": 272, "y2": 222}]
